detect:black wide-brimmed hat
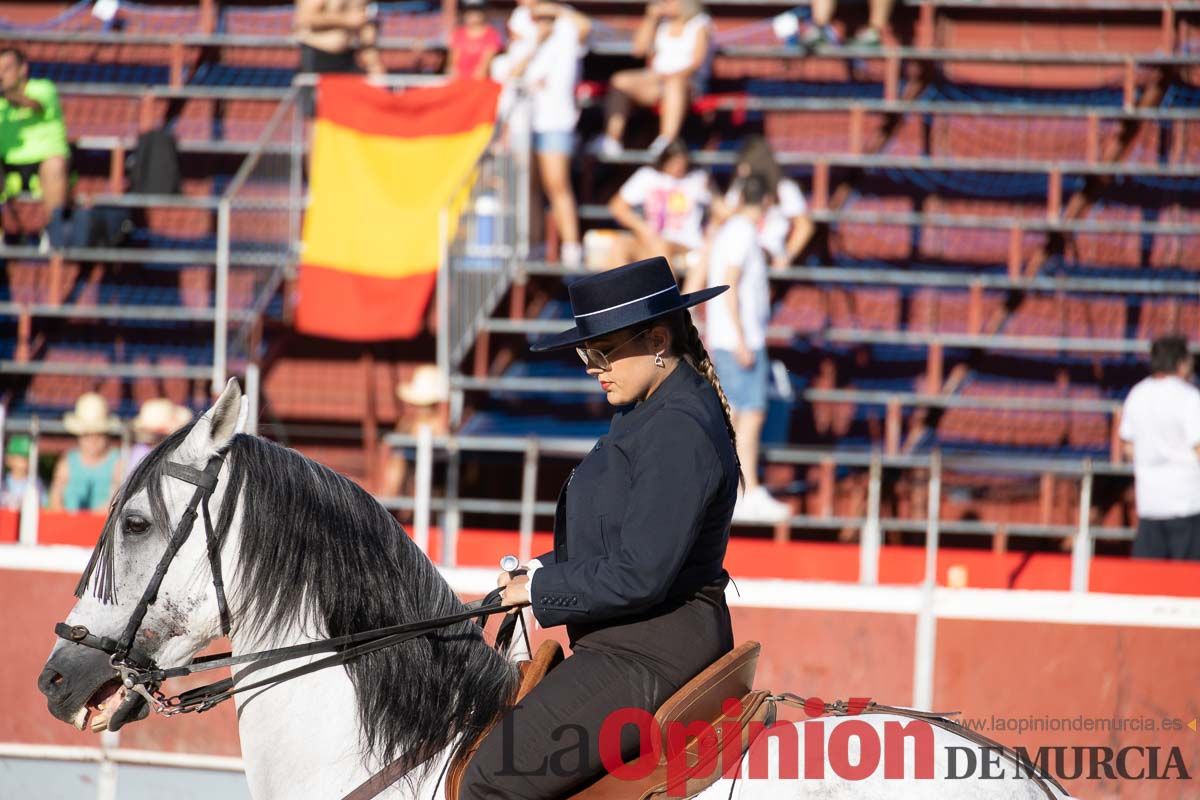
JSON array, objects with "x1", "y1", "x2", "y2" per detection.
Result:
[{"x1": 530, "y1": 256, "x2": 727, "y2": 352}]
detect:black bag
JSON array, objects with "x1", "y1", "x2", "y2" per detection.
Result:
[{"x1": 127, "y1": 129, "x2": 181, "y2": 195}]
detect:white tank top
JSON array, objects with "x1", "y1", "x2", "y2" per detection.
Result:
[{"x1": 651, "y1": 13, "x2": 712, "y2": 77}]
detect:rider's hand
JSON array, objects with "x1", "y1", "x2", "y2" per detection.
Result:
[{"x1": 500, "y1": 574, "x2": 531, "y2": 613}]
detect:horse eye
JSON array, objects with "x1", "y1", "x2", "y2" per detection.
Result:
[{"x1": 123, "y1": 514, "x2": 152, "y2": 536}]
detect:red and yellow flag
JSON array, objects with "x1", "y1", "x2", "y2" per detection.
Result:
[{"x1": 295, "y1": 75, "x2": 500, "y2": 340}]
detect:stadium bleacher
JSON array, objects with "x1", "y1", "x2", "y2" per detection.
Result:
[{"x1": 2, "y1": 0, "x2": 1198, "y2": 547}]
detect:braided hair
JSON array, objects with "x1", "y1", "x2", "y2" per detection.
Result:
[{"x1": 649, "y1": 309, "x2": 745, "y2": 487}]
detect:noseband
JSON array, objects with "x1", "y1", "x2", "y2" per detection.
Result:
[{"x1": 54, "y1": 449, "x2": 517, "y2": 719}]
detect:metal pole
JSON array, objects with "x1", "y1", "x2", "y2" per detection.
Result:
[
  {"x1": 923, "y1": 449, "x2": 942, "y2": 588},
  {"x1": 443, "y1": 438, "x2": 460, "y2": 568},
  {"x1": 436, "y1": 207, "x2": 450, "y2": 381},
  {"x1": 518, "y1": 438, "x2": 539, "y2": 564},
  {"x1": 244, "y1": 362, "x2": 260, "y2": 436},
  {"x1": 288, "y1": 91, "x2": 303, "y2": 266},
  {"x1": 1071, "y1": 459, "x2": 1094, "y2": 593},
  {"x1": 912, "y1": 449, "x2": 941, "y2": 711},
  {"x1": 859, "y1": 450, "x2": 882, "y2": 585},
  {"x1": 213, "y1": 199, "x2": 231, "y2": 395},
  {"x1": 514, "y1": 96, "x2": 531, "y2": 260},
  {"x1": 413, "y1": 423, "x2": 433, "y2": 554},
  {"x1": 18, "y1": 417, "x2": 40, "y2": 546}
]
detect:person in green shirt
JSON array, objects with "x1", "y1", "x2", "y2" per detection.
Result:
[{"x1": 0, "y1": 47, "x2": 69, "y2": 222}]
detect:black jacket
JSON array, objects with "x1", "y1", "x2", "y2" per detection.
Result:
[{"x1": 529, "y1": 361, "x2": 739, "y2": 652}]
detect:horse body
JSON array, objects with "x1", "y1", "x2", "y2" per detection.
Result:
[{"x1": 38, "y1": 380, "x2": 1073, "y2": 800}]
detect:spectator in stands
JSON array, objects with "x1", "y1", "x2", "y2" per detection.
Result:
[
  {"x1": 294, "y1": 0, "x2": 385, "y2": 114},
  {"x1": 603, "y1": 138, "x2": 710, "y2": 276},
  {"x1": 379, "y1": 365, "x2": 450, "y2": 498},
  {"x1": 127, "y1": 398, "x2": 193, "y2": 472},
  {"x1": 48, "y1": 393, "x2": 121, "y2": 513},
  {"x1": 591, "y1": 0, "x2": 712, "y2": 158},
  {"x1": 1, "y1": 436, "x2": 45, "y2": 510},
  {"x1": 718, "y1": 135, "x2": 814, "y2": 270},
  {"x1": 448, "y1": 0, "x2": 503, "y2": 81},
  {"x1": 706, "y1": 174, "x2": 790, "y2": 523},
  {"x1": 0, "y1": 47, "x2": 70, "y2": 245},
  {"x1": 505, "y1": 3, "x2": 591, "y2": 268},
  {"x1": 801, "y1": 0, "x2": 894, "y2": 49},
  {"x1": 1120, "y1": 335, "x2": 1200, "y2": 561}
]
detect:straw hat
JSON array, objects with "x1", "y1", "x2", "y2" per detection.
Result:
[
  {"x1": 397, "y1": 365, "x2": 449, "y2": 407},
  {"x1": 132, "y1": 398, "x2": 194, "y2": 437},
  {"x1": 63, "y1": 393, "x2": 119, "y2": 436}
]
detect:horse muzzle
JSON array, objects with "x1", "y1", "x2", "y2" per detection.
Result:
[{"x1": 38, "y1": 641, "x2": 150, "y2": 732}]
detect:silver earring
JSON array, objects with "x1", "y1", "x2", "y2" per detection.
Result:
[{"x1": 654, "y1": 351, "x2": 665, "y2": 368}]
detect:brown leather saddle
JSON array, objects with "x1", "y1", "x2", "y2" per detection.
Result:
[{"x1": 444, "y1": 640, "x2": 770, "y2": 800}]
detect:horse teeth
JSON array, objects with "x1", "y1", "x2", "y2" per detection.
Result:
[{"x1": 71, "y1": 707, "x2": 88, "y2": 731}]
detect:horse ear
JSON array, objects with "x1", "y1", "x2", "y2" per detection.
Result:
[{"x1": 176, "y1": 378, "x2": 243, "y2": 464}]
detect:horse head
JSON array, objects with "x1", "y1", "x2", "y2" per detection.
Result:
[{"x1": 38, "y1": 379, "x2": 246, "y2": 733}]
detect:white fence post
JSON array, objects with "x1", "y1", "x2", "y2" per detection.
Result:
[
  {"x1": 859, "y1": 450, "x2": 882, "y2": 585},
  {"x1": 1071, "y1": 460, "x2": 1094, "y2": 593},
  {"x1": 413, "y1": 424, "x2": 433, "y2": 555},
  {"x1": 912, "y1": 449, "x2": 942, "y2": 711}
]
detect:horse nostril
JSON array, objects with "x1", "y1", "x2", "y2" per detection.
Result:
[{"x1": 38, "y1": 666, "x2": 67, "y2": 697}]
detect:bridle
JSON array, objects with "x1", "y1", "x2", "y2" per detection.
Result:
[{"x1": 55, "y1": 450, "x2": 518, "y2": 721}]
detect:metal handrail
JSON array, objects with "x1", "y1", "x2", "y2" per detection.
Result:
[
  {"x1": 450, "y1": 374, "x2": 1124, "y2": 414},
  {"x1": 579, "y1": 204, "x2": 1200, "y2": 235},
  {"x1": 11, "y1": 26, "x2": 1199, "y2": 67},
  {"x1": 522, "y1": 261, "x2": 1200, "y2": 295},
  {"x1": 0, "y1": 245, "x2": 282, "y2": 267},
  {"x1": 600, "y1": 150, "x2": 1200, "y2": 179},
  {"x1": 479, "y1": 317, "x2": 1168, "y2": 354}
]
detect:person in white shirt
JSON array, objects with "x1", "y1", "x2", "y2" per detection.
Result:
[
  {"x1": 706, "y1": 174, "x2": 790, "y2": 523},
  {"x1": 605, "y1": 138, "x2": 711, "y2": 275},
  {"x1": 506, "y1": 3, "x2": 591, "y2": 267},
  {"x1": 591, "y1": 0, "x2": 712, "y2": 158},
  {"x1": 719, "y1": 136, "x2": 814, "y2": 269},
  {"x1": 1120, "y1": 335, "x2": 1200, "y2": 560}
]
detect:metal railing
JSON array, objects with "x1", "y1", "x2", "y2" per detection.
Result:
[
  {"x1": 380, "y1": 430, "x2": 1133, "y2": 590},
  {"x1": 436, "y1": 96, "x2": 532, "y2": 382},
  {"x1": 211, "y1": 85, "x2": 304, "y2": 394}
]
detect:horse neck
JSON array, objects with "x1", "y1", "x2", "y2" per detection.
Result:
[
  {"x1": 228, "y1": 613, "x2": 459, "y2": 800},
  {"x1": 220, "y1": 516, "x2": 459, "y2": 800}
]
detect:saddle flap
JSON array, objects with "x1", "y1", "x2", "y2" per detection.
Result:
[{"x1": 653, "y1": 641, "x2": 760, "y2": 754}]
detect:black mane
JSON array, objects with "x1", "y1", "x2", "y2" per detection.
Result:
[{"x1": 80, "y1": 426, "x2": 519, "y2": 782}]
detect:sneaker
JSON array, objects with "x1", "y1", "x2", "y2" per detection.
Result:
[
  {"x1": 647, "y1": 135, "x2": 671, "y2": 158},
  {"x1": 797, "y1": 24, "x2": 826, "y2": 52},
  {"x1": 850, "y1": 27, "x2": 882, "y2": 48},
  {"x1": 733, "y1": 486, "x2": 792, "y2": 524},
  {"x1": 587, "y1": 135, "x2": 623, "y2": 159},
  {"x1": 560, "y1": 241, "x2": 583, "y2": 270}
]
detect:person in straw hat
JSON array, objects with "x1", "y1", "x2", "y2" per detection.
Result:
[
  {"x1": 49, "y1": 392, "x2": 121, "y2": 512},
  {"x1": 378, "y1": 364, "x2": 450, "y2": 498},
  {"x1": 461, "y1": 256, "x2": 741, "y2": 798},
  {"x1": 127, "y1": 398, "x2": 194, "y2": 472}
]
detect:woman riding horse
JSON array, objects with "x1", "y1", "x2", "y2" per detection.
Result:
[{"x1": 462, "y1": 256, "x2": 742, "y2": 798}]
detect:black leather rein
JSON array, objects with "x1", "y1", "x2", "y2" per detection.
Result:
[{"x1": 55, "y1": 451, "x2": 516, "y2": 718}]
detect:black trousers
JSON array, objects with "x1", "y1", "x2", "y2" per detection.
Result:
[
  {"x1": 298, "y1": 44, "x2": 363, "y2": 118},
  {"x1": 459, "y1": 646, "x2": 682, "y2": 800},
  {"x1": 1133, "y1": 512, "x2": 1200, "y2": 561}
]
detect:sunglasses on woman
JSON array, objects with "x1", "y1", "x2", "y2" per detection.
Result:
[{"x1": 576, "y1": 330, "x2": 650, "y2": 371}]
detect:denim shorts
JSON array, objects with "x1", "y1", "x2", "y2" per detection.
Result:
[
  {"x1": 710, "y1": 348, "x2": 769, "y2": 412},
  {"x1": 533, "y1": 130, "x2": 576, "y2": 155}
]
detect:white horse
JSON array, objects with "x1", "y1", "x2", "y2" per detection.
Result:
[{"x1": 39, "y1": 380, "x2": 1074, "y2": 800}]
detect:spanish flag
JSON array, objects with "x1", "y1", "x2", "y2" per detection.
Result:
[{"x1": 295, "y1": 76, "x2": 501, "y2": 341}]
